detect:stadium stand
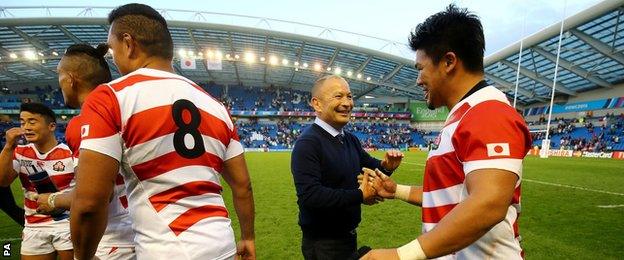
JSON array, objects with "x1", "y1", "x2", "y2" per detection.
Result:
[{"x1": 1, "y1": 3, "x2": 624, "y2": 154}]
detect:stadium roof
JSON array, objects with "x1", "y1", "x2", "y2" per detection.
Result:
[
  {"x1": 0, "y1": 1, "x2": 623, "y2": 105},
  {"x1": 0, "y1": 6, "x2": 421, "y2": 101},
  {"x1": 484, "y1": 0, "x2": 624, "y2": 105}
]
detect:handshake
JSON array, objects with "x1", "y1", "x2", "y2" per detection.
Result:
[{"x1": 358, "y1": 168, "x2": 397, "y2": 205}]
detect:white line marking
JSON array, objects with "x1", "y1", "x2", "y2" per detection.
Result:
[
  {"x1": 402, "y1": 161, "x2": 426, "y2": 167},
  {"x1": 403, "y1": 161, "x2": 624, "y2": 197},
  {"x1": 523, "y1": 179, "x2": 624, "y2": 196},
  {"x1": 596, "y1": 204, "x2": 624, "y2": 208},
  {"x1": 0, "y1": 237, "x2": 21, "y2": 242}
]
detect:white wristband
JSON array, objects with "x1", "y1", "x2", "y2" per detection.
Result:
[
  {"x1": 397, "y1": 238, "x2": 427, "y2": 260},
  {"x1": 394, "y1": 184, "x2": 411, "y2": 201},
  {"x1": 48, "y1": 192, "x2": 59, "y2": 209}
]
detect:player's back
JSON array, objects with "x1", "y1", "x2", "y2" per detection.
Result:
[{"x1": 81, "y1": 68, "x2": 241, "y2": 259}]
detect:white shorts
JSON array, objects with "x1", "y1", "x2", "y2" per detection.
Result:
[
  {"x1": 21, "y1": 227, "x2": 73, "y2": 255},
  {"x1": 95, "y1": 246, "x2": 136, "y2": 260}
]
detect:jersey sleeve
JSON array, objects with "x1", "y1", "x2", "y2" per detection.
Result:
[
  {"x1": 65, "y1": 117, "x2": 80, "y2": 155},
  {"x1": 79, "y1": 85, "x2": 124, "y2": 162},
  {"x1": 12, "y1": 159, "x2": 19, "y2": 173},
  {"x1": 12, "y1": 149, "x2": 20, "y2": 173},
  {"x1": 224, "y1": 120, "x2": 244, "y2": 161},
  {"x1": 452, "y1": 100, "x2": 531, "y2": 177}
]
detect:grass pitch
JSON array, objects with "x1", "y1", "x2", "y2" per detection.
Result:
[{"x1": 1, "y1": 151, "x2": 622, "y2": 259}]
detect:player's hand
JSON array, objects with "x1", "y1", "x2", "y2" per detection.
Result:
[
  {"x1": 359, "y1": 168, "x2": 377, "y2": 205},
  {"x1": 360, "y1": 248, "x2": 400, "y2": 260},
  {"x1": 381, "y1": 150, "x2": 404, "y2": 172},
  {"x1": 235, "y1": 239, "x2": 256, "y2": 260},
  {"x1": 371, "y1": 169, "x2": 397, "y2": 199},
  {"x1": 4, "y1": 127, "x2": 25, "y2": 148},
  {"x1": 36, "y1": 193, "x2": 55, "y2": 214}
]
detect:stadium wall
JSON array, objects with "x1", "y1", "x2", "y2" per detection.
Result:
[{"x1": 523, "y1": 83, "x2": 624, "y2": 122}]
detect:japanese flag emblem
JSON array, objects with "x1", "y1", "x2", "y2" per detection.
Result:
[{"x1": 486, "y1": 143, "x2": 510, "y2": 157}]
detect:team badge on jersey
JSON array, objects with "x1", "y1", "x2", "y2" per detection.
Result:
[
  {"x1": 81, "y1": 125, "x2": 90, "y2": 138},
  {"x1": 53, "y1": 161, "x2": 65, "y2": 172}
]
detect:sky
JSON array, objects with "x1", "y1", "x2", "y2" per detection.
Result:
[{"x1": 1, "y1": 0, "x2": 602, "y2": 58}]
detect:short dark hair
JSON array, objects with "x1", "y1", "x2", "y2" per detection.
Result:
[
  {"x1": 408, "y1": 4, "x2": 485, "y2": 72},
  {"x1": 63, "y1": 43, "x2": 112, "y2": 86},
  {"x1": 107, "y1": 3, "x2": 173, "y2": 60},
  {"x1": 20, "y1": 103, "x2": 56, "y2": 123}
]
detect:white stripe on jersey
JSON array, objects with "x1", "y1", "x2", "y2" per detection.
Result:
[
  {"x1": 422, "y1": 184, "x2": 465, "y2": 208},
  {"x1": 111, "y1": 79, "x2": 234, "y2": 130},
  {"x1": 81, "y1": 134, "x2": 123, "y2": 162},
  {"x1": 464, "y1": 86, "x2": 510, "y2": 107},
  {"x1": 124, "y1": 133, "x2": 227, "y2": 165},
  {"x1": 157, "y1": 194, "x2": 228, "y2": 221},
  {"x1": 427, "y1": 121, "x2": 459, "y2": 159},
  {"x1": 463, "y1": 158, "x2": 523, "y2": 177},
  {"x1": 225, "y1": 139, "x2": 244, "y2": 161},
  {"x1": 137, "y1": 166, "x2": 222, "y2": 198},
  {"x1": 422, "y1": 222, "x2": 437, "y2": 233}
]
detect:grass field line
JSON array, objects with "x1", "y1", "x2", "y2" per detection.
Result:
[
  {"x1": 401, "y1": 160, "x2": 624, "y2": 197},
  {"x1": 596, "y1": 204, "x2": 624, "y2": 208},
  {"x1": 0, "y1": 237, "x2": 21, "y2": 242},
  {"x1": 522, "y1": 179, "x2": 624, "y2": 196},
  {"x1": 402, "y1": 161, "x2": 426, "y2": 167}
]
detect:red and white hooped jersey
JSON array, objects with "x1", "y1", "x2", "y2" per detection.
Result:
[
  {"x1": 79, "y1": 68, "x2": 243, "y2": 259},
  {"x1": 12, "y1": 143, "x2": 74, "y2": 229},
  {"x1": 66, "y1": 115, "x2": 134, "y2": 247},
  {"x1": 423, "y1": 86, "x2": 531, "y2": 259}
]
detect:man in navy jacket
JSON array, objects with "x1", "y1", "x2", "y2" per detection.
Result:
[{"x1": 291, "y1": 75, "x2": 403, "y2": 260}]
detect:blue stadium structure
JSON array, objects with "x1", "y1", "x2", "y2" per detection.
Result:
[{"x1": 1, "y1": 1, "x2": 624, "y2": 154}]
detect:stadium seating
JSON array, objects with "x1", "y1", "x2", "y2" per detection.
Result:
[
  {"x1": 3, "y1": 85, "x2": 624, "y2": 151},
  {"x1": 530, "y1": 114, "x2": 624, "y2": 152}
]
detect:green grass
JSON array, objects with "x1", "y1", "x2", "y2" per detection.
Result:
[{"x1": 1, "y1": 151, "x2": 622, "y2": 259}]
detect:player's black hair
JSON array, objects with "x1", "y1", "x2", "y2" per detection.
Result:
[
  {"x1": 107, "y1": 3, "x2": 173, "y2": 60},
  {"x1": 408, "y1": 4, "x2": 485, "y2": 72},
  {"x1": 63, "y1": 43, "x2": 112, "y2": 86},
  {"x1": 20, "y1": 102, "x2": 56, "y2": 123}
]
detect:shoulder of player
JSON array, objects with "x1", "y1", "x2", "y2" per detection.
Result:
[
  {"x1": 14, "y1": 144, "x2": 35, "y2": 155},
  {"x1": 462, "y1": 100, "x2": 520, "y2": 121},
  {"x1": 66, "y1": 115, "x2": 82, "y2": 128},
  {"x1": 48, "y1": 143, "x2": 73, "y2": 157}
]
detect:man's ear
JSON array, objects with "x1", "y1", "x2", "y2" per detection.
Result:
[
  {"x1": 122, "y1": 33, "x2": 136, "y2": 59},
  {"x1": 310, "y1": 97, "x2": 321, "y2": 113},
  {"x1": 67, "y1": 72, "x2": 78, "y2": 90},
  {"x1": 444, "y1": 52, "x2": 457, "y2": 73}
]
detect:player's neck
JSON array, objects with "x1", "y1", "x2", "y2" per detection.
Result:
[
  {"x1": 137, "y1": 58, "x2": 175, "y2": 74},
  {"x1": 76, "y1": 86, "x2": 96, "y2": 108},
  {"x1": 444, "y1": 72, "x2": 485, "y2": 110},
  {"x1": 34, "y1": 137, "x2": 58, "y2": 155}
]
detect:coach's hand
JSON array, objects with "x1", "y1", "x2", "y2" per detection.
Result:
[
  {"x1": 360, "y1": 168, "x2": 377, "y2": 205},
  {"x1": 236, "y1": 239, "x2": 256, "y2": 260},
  {"x1": 381, "y1": 150, "x2": 404, "y2": 172},
  {"x1": 371, "y1": 169, "x2": 397, "y2": 199},
  {"x1": 360, "y1": 248, "x2": 400, "y2": 260}
]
